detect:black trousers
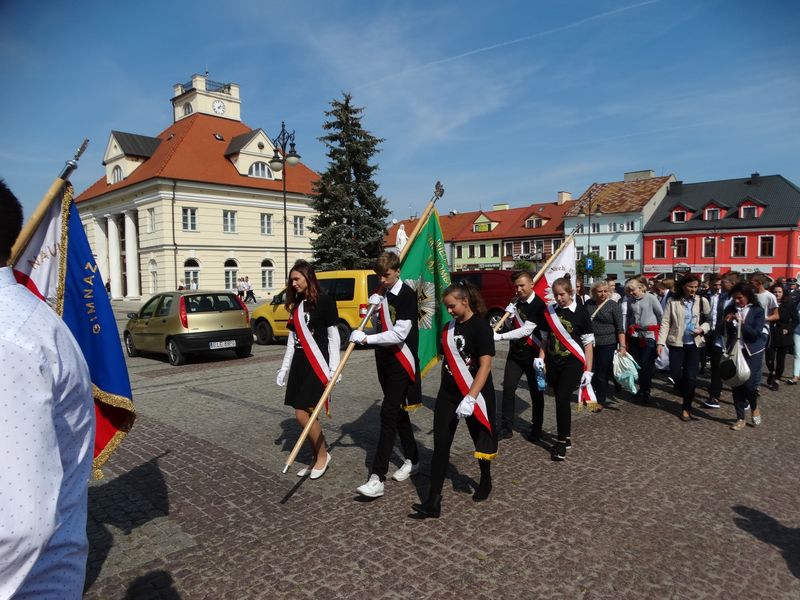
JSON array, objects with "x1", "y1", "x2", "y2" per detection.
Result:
[
  {"x1": 707, "y1": 344, "x2": 723, "y2": 399},
  {"x1": 545, "y1": 357, "x2": 582, "y2": 442},
  {"x1": 668, "y1": 344, "x2": 700, "y2": 412},
  {"x1": 593, "y1": 344, "x2": 616, "y2": 405},
  {"x1": 501, "y1": 354, "x2": 543, "y2": 432},
  {"x1": 429, "y1": 389, "x2": 497, "y2": 495},
  {"x1": 370, "y1": 366, "x2": 419, "y2": 479},
  {"x1": 766, "y1": 346, "x2": 788, "y2": 380}
]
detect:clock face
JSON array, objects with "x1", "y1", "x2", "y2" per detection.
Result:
[{"x1": 212, "y1": 100, "x2": 226, "y2": 115}]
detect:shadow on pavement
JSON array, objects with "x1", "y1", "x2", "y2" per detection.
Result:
[
  {"x1": 84, "y1": 454, "x2": 170, "y2": 592},
  {"x1": 122, "y1": 570, "x2": 182, "y2": 600},
  {"x1": 732, "y1": 506, "x2": 800, "y2": 579}
]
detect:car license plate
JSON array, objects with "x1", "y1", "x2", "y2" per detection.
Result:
[{"x1": 209, "y1": 340, "x2": 236, "y2": 349}]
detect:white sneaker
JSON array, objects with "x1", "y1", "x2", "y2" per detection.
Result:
[
  {"x1": 390, "y1": 459, "x2": 419, "y2": 482},
  {"x1": 356, "y1": 474, "x2": 384, "y2": 498}
]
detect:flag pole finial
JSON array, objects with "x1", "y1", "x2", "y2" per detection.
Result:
[{"x1": 59, "y1": 138, "x2": 89, "y2": 181}]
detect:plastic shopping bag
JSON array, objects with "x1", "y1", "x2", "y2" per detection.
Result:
[
  {"x1": 654, "y1": 344, "x2": 670, "y2": 371},
  {"x1": 613, "y1": 351, "x2": 640, "y2": 394}
]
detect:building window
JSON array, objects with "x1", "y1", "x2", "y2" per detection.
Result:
[
  {"x1": 224, "y1": 259, "x2": 238, "y2": 290},
  {"x1": 293, "y1": 216, "x2": 305, "y2": 236},
  {"x1": 624, "y1": 220, "x2": 636, "y2": 231},
  {"x1": 249, "y1": 162, "x2": 273, "y2": 179},
  {"x1": 534, "y1": 240, "x2": 544, "y2": 256},
  {"x1": 608, "y1": 245, "x2": 617, "y2": 260},
  {"x1": 182, "y1": 207, "x2": 197, "y2": 231},
  {"x1": 478, "y1": 244, "x2": 486, "y2": 258},
  {"x1": 732, "y1": 236, "x2": 747, "y2": 257},
  {"x1": 552, "y1": 239, "x2": 562, "y2": 252},
  {"x1": 674, "y1": 239, "x2": 688, "y2": 258},
  {"x1": 504, "y1": 242, "x2": 513, "y2": 257},
  {"x1": 112, "y1": 165, "x2": 123, "y2": 184},
  {"x1": 607, "y1": 222, "x2": 618, "y2": 233},
  {"x1": 759, "y1": 235, "x2": 774, "y2": 257},
  {"x1": 183, "y1": 258, "x2": 199, "y2": 290},
  {"x1": 261, "y1": 213, "x2": 273, "y2": 235},
  {"x1": 577, "y1": 246, "x2": 584, "y2": 259},
  {"x1": 591, "y1": 222, "x2": 600, "y2": 233},
  {"x1": 522, "y1": 241, "x2": 531, "y2": 255},
  {"x1": 625, "y1": 244, "x2": 635, "y2": 260},
  {"x1": 261, "y1": 259, "x2": 274, "y2": 289},
  {"x1": 492, "y1": 243, "x2": 500, "y2": 257},
  {"x1": 704, "y1": 237, "x2": 717, "y2": 258},
  {"x1": 473, "y1": 222, "x2": 491, "y2": 233},
  {"x1": 673, "y1": 211, "x2": 686, "y2": 223},
  {"x1": 590, "y1": 245, "x2": 600, "y2": 255},
  {"x1": 525, "y1": 218, "x2": 543, "y2": 229},
  {"x1": 705, "y1": 208, "x2": 720, "y2": 221},
  {"x1": 147, "y1": 208, "x2": 155, "y2": 233},
  {"x1": 575, "y1": 223, "x2": 584, "y2": 234},
  {"x1": 654, "y1": 240, "x2": 666, "y2": 259},
  {"x1": 741, "y1": 206, "x2": 757, "y2": 219},
  {"x1": 223, "y1": 210, "x2": 237, "y2": 233},
  {"x1": 183, "y1": 103, "x2": 193, "y2": 116},
  {"x1": 468, "y1": 245, "x2": 475, "y2": 258},
  {"x1": 456, "y1": 246, "x2": 463, "y2": 259}
]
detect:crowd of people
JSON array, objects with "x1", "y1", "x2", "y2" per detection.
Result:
[{"x1": 275, "y1": 254, "x2": 797, "y2": 519}]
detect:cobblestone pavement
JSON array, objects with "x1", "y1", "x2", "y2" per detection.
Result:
[{"x1": 83, "y1": 303, "x2": 800, "y2": 599}]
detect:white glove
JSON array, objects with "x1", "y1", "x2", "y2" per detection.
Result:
[
  {"x1": 368, "y1": 293, "x2": 383, "y2": 306},
  {"x1": 505, "y1": 303, "x2": 517, "y2": 316},
  {"x1": 493, "y1": 332, "x2": 504, "y2": 342},
  {"x1": 455, "y1": 395, "x2": 476, "y2": 419},
  {"x1": 580, "y1": 371, "x2": 593, "y2": 387},
  {"x1": 533, "y1": 358, "x2": 544, "y2": 370},
  {"x1": 350, "y1": 330, "x2": 367, "y2": 344},
  {"x1": 329, "y1": 368, "x2": 342, "y2": 384},
  {"x1": 276, "y1": 368, "x2": 288, "y2": 387}
]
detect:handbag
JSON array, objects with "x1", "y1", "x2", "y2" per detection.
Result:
[
  {"x1": 720, "y1": 319, "x2": 751, "y2": 387},
  {"x1": 613, "y1": 351, "x2": 640, "y2": 393}
]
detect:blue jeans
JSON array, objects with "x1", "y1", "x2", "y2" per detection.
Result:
[
  {"x1": 630, "y1": 338, "x2": 656, "y2": 398},
  {"x1": 668, "y1": 344, "x2": 700, "y2": 412}
]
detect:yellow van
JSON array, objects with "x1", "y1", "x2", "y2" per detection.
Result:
[{"x1": 251, "y1": 270, "x2": 380, "y2": 348}]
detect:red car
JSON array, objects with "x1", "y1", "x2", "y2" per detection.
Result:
[{"x1": 449, "y1": 270, "x2": 517, "y2": 331}]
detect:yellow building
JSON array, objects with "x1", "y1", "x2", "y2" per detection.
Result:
[{"x1": 76, "y1": 73, "x2": 318, "y2": 300}]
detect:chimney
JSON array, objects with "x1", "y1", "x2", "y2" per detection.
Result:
[
  {"x1": 750, "y1": 172, "x2": 760, "y2": 184},
  {"x1": 557, "y1": 191, "x2": 572, "y2": 205},
  {"x1": 492, "y1": 203, "x2": 510, "y2": 211},
  {"x1": 624, "y1": 169, "x2": 655, "y2": 182},
  {"x1": 669, "y1": 181, "x2": 683, "y2": 195}
]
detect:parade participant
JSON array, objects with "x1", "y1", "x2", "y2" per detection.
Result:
[
  {"x1": 537, "y1": 277, "x2": 595, "y2": 461},
  {"x1": 244, "y1": 276, "x2": 256, "y2": 303},
  {"x1": 493, "y1": 270, "x2": 546, "y2": 440},
  {"x1": 724, "y1": 283, "x2": 766, "y2": 430},
  {"x1": 0, "y1": 180, "x2": 95, "y2": 599},
  {"x1": 412, "y1": 281, "x2": 496, "y2": 518},
  {"x1": 657, "y1": 275, "x2": 711, "y2": 421},
  {"x1": 786, "y1": 277, "x2": 800, "y2": 308},
  {"x1": 765, "y1": 283, "x2": 798, "y2": 391},
  {"x1": 586, "y1": 281, "x2": 625, "y2": 408},
  {"x1": 351, "y1": 252, "x2": 422, "y2": 498},
  {"x1": 276, "y1": 260, "x2": 340, "y2": 479},
  {"x1": 624, "y1": 277, "x2": 662, "y2": 403},
  {"x1": 703, "y1": 274, "x2": 729, "y2": 409}
]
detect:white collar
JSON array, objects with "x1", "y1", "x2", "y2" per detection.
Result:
[
  {"x1": 553, "y1": 299, "x2": 578, "y2": 312},
  {"x1": 389, "y1": 278, "x2": 403, "y2": 295},
  {"x1": 522, "y1": 292, "x2": 536, "y2": 304}
]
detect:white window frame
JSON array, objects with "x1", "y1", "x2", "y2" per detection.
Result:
[
  {"x1": 223, "y1": 210, "x2": 237, "y2": 233},
  {"x1": 705, "y1": 208, "x2": 720, "y2": 221},
  {"x1": 672, "y1": 210, "x2": 686, "y2": 223},
  {"x1": 759, "y1": 235, "x2": 775, "y2": 258},
  {"x1": 456, "y1": 246, "x2": 463, "y2": 259},
  {"x1": 731, "y1": 236, "x2": 747, "y2": 258},
  {"x1": 224, "y1": 259, "x2": 239, "y2": 290},
  {"x1": 468, "y1": 245, "x2": 475, "y2": 258},
  {"x1": 147, "y1": 208, "x2": 155, "y2": 233},
  {"x1": 552, "y1": 239, "x2": 562, "y2": 252},
  {"x1": 740, "y1": 205, "x2": 757, "y2": 219},
  {"x1": 479, "y1": 244, "x2": 486, "y2": 258},
  {"x1": 590, "y1": 245, "x2": 600, "y2": 255},
  {"x1": 261, "y1": 260, "x2": 274, "y2": 289},
  {"x1": 577, "y1": 246, "x2": 584, "y2": 259},
  {"x1": 522, "y1": 241, "x2": 531, "y2": 255},
  {"x1": 112, "y1": 165, "x2": 123, "y2": 184},
  {"x1": 591, "y1": 222, "x2": 600, "y2": 233},
  {"x1": 249, "y1": 162, "x2": 273, "y2": 179},
  {"x1": 624, "y1": 244, "x2": 635, "y2": 260},
  {"x1": 653, "y1": 239, "x2": 666, "y2": 259},
  {"x1": 575, "y1": 223, "x2": 584, "y2": 234},
  {"x1": 492, "y1": 243, "x2": 500, "y2": 258},
  {"x1": 607, "y1": 245, "x2": 617, "y2": 260},
  {"x1": 703, "y1": 237, "x2": 717, "y2": 258},
  {"x1": 625, "y1": 220, "x2": 636, "y2": 232},
  {"x1": 673, "y1": 238, "x2": 688, "y2": 259},
  {"x1": 293, "y1": 216, "x2": 305, "y2": 236},
  {"x1": 607, "y1": 222, "x2": 618, "y2": 233},
  {"x1": 261, "y1": 213, "x2": 273, "y2": 235},
  {"x1": 504, "y1": 242, "x2": 513, "y2": 257},
  {"x1": 183, "y1": 259, "x2": 200, "y2": 290},
  {"x1": 182, "y1": 207, "x2": 197, "y2": 232}
]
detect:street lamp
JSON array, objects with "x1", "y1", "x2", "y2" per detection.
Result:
[
  {"x1": 578, "y1": 195, "x2": 601, "y2": 282},
  {"x1": 533, "y1": 249, "x2": 543, "y2": 273},
  {"x1": 705, "y1": 225, "x2": 725, "y2": 274},
  {"x1": 269, "y1": 121, "x2": 301, "y2": 283},
  {"x1": 670, "y1": 239, "x2": 678, "y2": 277}
]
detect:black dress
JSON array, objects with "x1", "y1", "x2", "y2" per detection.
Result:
[{"x1": 284, "y1": 294, "x2": 339, "y2": 410}]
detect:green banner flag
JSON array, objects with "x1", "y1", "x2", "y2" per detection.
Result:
[{"x1": 400, "y1": 209, "x2": 452, "y2": 376}]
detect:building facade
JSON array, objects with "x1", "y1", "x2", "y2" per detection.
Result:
[
  {"x1": 642, "y1": 174, "x2": 800, "y2": 278},
  {"x1": 76, "y1": 73, "x2": 318, "y2": 300}
]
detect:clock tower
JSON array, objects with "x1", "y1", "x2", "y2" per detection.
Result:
[{"x1": 171, "y1": 73, "x2": 241, "y2": 122}]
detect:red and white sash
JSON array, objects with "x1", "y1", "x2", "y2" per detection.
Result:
[
  {"x1": 378, "y1": 296, "x2": 416, "y2": 381},
  {"x1": 543, "y1": 302, "x2": 598, "y2": 406},
  {"x1": 441, "y1": 321, "x2": 493, "y2": 434},
  {"x1": 512, "y1": 304, "x2": 543, "y2": 350},
  {"x1": 291, "y1": 300, "x2": 332, "y2": 415}
]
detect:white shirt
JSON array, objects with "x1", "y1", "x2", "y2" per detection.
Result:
[{"x1": 0, "y1": 267, "x2": 94, "y2": 600}]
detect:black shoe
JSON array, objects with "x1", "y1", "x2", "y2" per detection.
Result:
[
  {"x1": 551, "y1": 442, "x2": 566, "y2": 461},
  {"x1": 770, "y1": 381, "x2": 779, "y2": 392},
  {"x1": 499, "y1": 428, "x2": 513, "y2": 440},
  {"x1": 472, "y1": 477, "x2": 492, "y2": 502},
  {"x1": 565, "y1": 436, "x2": 572, "y2": 449},
  {"x1": 767, "y1": 374, "x2": 775, "y2": 387},
  {"x1": 526, "y1": 427, "x2": 542, "y2": 443},
  {"x1": 411, "y1": 493, "x2": 441, "y2": 518}
]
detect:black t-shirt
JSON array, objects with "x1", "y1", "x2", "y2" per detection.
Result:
[
  {"x1": 542, "y1": 303, "x2": 593, "y2": 368},
  {"x1": 375, "y1": 283, "x2": 419, "y2": 365},
  {"x1": 441, "y1": 314, "x2": 495, "y2": 397},
  {"x1": 509, "y1": 293, "x2": 546, "y2": 360},
  {"x1": 287, "y1": 294, "x2": 339, "y2": 358}
]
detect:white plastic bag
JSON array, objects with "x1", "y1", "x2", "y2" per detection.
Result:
[
  {"x1": 613, "y1": 352, "x2": 640, "y2": 394},
  {"x1": 655, "y1": 344, "x2": 670, "y2": 371}
]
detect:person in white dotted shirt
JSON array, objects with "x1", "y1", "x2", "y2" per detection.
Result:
[{"x1": 0, "y1": 179, "x2": 94, "y2": 600}]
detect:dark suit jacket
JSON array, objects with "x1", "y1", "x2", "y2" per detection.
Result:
[{"x1": 724, "y1": 303, "x2": 767, "y2": 356}]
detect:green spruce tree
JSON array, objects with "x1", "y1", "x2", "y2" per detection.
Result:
[{"x1": 311, "y1": 93, "x2": 390, "y2": 270}]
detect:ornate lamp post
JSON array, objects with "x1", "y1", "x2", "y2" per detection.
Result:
[
  {"x1": 269, "y1": 121, "x2": 301, "y2": 283},
  {"x1": 671, "y1": 239, "x2": 678, "y2": 277},
  {"x1": 705, "y1": 225, "x2": 725, "y2": 274}
]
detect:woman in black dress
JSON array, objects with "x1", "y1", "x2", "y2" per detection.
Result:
[
  {"x1": 412, "y1": 281, "x2": 497, "y2": 518},
  {"x1": 765, "y1": 283, "x2": 798, "y2": 390},
  {"x1": 276, "y1": 260, "x2": 340, "y2": 479}
]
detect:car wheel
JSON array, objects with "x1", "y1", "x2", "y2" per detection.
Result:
[
  {"x1": 235, "y1": 346, "x2": 251, "y2": 359},
  {"x1": 124, "y1": 332, "x2": 139, "y2": 357},
  {"x1": 254, "y1": 320, "x2": 274, "y2": 345},
  {"x1": 167, "y1": 339, "x2": 185, "y2": 366},
  {"x1": 487, "y1": 309, "x2": 510, "y2": 333},
  {"x1": 336, "y1": 321, "x2": 351, "y2": 350}
]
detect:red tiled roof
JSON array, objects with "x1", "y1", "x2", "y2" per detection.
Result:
[
  {"x1": 384, "y1": 209, "x2": 479, "y2": 246},
  {"x1": 76, "y1": 114, "x2": 318, "y2": 202},
  {"x1": 564, "y1": 176, "x2": 673, "y2": 216}
]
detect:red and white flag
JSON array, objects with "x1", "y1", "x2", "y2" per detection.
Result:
[{"x1": 12, "y1": 199, "x2": 62, "y2": 307}]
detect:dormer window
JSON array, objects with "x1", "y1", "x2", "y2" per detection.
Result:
[
  {"x1": 473, "y1": 222, "x2": 491, "y2": 233},
  {"x1": 248, "y1": 162, "x2": 273, "y2": 179},
  {"x1": 183, "y1": 103, "x2": 193, "y2": 116},
  {"x1": 525, "y1": 218, "x2": 544, "y2": 229},
  {"x1": 741, "y1": 206, "x2": 757, "y2": 219},
  {"x1": 672, "y1": 210, "x2": 686, "y2": 223},
  {"x1": 111, "y1": 165, "x2": 123, "y2": 184},
  {"x1": 705, "y1": 208, "x2": 720, "y2": 221}
]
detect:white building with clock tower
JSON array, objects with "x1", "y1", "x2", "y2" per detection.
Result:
[{"x1": 76, "y1": 73, "x2": 319, "y2": 300}]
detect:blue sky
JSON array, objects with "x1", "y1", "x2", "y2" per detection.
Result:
[{"x1": 1, "y1": 0, "x2": 798, "y2": 222}]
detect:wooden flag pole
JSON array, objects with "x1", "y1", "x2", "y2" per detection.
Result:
[
  {"x1": 9, "y1": 140, "x2": 89, "y2": 266},
  {"x1": 492, "y1": 233, "x2": 576, "y2": 332},
  {"x1": 281, "y1": 181, "x2": 445, "y2": 474}
]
